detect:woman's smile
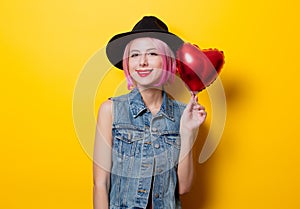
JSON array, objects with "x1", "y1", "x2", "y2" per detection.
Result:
[{"x1": 135, "y1": 68, "x2": 154, "y2": 77}]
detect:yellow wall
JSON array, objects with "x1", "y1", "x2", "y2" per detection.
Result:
[{"x1": 1, "y1": 0, "x2": 300, "y2": 208}]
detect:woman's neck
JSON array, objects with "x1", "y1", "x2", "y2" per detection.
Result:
[{"x1": 138, "y1": 87, "x2": 163, "y2": 115}]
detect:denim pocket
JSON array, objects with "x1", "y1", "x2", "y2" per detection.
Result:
[
  {"x1": 164, "y1": 133, "x2": 181, "y2": 149},
  {"x1": 113, "y1": 125, "x2": 145, "y2": 157}
]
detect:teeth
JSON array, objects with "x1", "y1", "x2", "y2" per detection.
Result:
[
  {"x1": 139, "y1": 71, "x2": 151, "y2": 74},
  {"x1": 137, "y1": 69, "x2": 152, "y2": 71},
  {"x1": 136, "y1": 69, "x2": 153, "y2": 75},
  {"x1": 135, "y1": 69, "x2": 153, "y2": 77}
]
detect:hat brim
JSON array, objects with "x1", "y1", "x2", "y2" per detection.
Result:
[{"x1": 106, "y1": 30, "x2": 184, "y2": 70}]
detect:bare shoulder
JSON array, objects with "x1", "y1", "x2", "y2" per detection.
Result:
[
  {"x1": 99, "y1": 99, "x2": 113, "y2": 112},
  {"x1": 97, "y1": 99, "x2": 113, "y2": 122}
]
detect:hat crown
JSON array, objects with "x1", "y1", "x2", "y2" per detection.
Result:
[{"x1": 132, "y1": 16, "x2": 169, "y2": 32}]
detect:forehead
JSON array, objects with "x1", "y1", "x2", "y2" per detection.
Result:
[{"x1": 129, "y1": 37, "x2": 157, "y2": 51}]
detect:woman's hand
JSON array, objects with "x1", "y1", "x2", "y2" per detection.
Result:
[{"x1": 180, "y1": 95, "x2": 207, "y2": 139}]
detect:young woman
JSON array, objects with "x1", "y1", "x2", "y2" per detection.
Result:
[{"x1": 93, "y1": 16, "x2": 206, "y2": 209}]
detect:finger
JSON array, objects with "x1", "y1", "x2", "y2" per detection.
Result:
[
  {"x1": 198, "y1": 110, "x2": 207, "y2": 117},
  {"x1": 193, "y1": 95, "x2": 205, "y2": 108},
  {"x1": 192, "y1": 103, "x2": 205, "y2": 111},
  {"x1": 193, "y1": 105, "x2": 201, "y2": 111},
  {"x1": 185, "y1": 96, "x2": 194, "y2": 112},
  {"x1": 194, "y1": 95, "x2": 198, "y2": 103}
]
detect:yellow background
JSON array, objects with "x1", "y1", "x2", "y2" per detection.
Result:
[{"x1": 1, "y1": 0, "x2": 300, "y2": 208}]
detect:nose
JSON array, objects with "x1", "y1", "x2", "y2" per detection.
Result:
[{"x1": 139, "y1": 53, "x2": 148, "y2": 67}]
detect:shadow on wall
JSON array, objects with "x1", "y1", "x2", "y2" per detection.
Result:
[{"x1": 180, "y1": 72, "x2": 251, "y2": 208}]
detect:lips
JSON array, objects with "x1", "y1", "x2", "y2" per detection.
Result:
[{"x1": 135, "y1": 69, "x2": 153, "y2": 77}]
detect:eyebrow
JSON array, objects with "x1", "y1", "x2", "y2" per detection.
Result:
[{"x1": 130, "y1": 48, "x2": 158, "y2": 53}]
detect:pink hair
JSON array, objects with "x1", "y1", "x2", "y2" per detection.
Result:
[{"x1": 122, "y1": 37, "x2": 176, "y2": 90}]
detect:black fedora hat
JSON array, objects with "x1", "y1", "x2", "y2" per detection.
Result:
[{"x1": 106, "y1": 16, "x2": 184, "y2": 70}]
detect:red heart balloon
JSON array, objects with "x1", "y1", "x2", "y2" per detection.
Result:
[{"x1": 176, "y1": 43, "x2": 225, "y2": 93}]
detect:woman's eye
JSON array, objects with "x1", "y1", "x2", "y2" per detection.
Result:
[
  {"x1": 130, "y1": 53, "x2": 140, "y2": 58},
  {"x1": 148, "y1": 52, "x2": 158, "y2": 56}
]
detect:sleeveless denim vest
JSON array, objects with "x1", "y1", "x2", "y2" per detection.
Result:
[{"x1": 109, "y1": 88, "x2": 186, "y2": 209}]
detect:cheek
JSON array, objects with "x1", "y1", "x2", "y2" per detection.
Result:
[
  {"x1": 127, "y1": 62, "x2": 136, "y2": 77},
  {"x1": 128, "y1": 59, "x2": 137, "y2": 70},
  {"x1": 154, "y1": 57, "x2": 163, "y2": 68}
]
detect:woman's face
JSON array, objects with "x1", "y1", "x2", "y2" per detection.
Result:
[{"x1": 128, "y1": 37, "x2": 163, "y2": 89}]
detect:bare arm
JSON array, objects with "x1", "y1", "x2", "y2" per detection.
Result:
[
  {"x1": 93, "y1": 100, "x2": 113, "y2": 209},
  {"x1": 177, "y1": 95, "x2": 206, "y2": 195}
]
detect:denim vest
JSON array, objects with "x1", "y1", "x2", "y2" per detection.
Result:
[{"x1": 109, "y1": 88, "x2": 186, "y2": 209}]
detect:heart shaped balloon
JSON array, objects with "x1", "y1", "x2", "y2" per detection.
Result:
[{"x1": 176, "y1": 43, "x2": 225, "y2": 94}]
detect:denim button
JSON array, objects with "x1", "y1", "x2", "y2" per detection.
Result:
[
  {"x1": 154, "y1": 143, "x2": 160, "y2": 149},
  {"x1": 154, "y1": 193, "x2": 159, "y2": 198}
]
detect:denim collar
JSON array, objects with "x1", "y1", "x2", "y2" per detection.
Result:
[{"x1": 128, "y1": 88, "x2": 175, "y2": 121}]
